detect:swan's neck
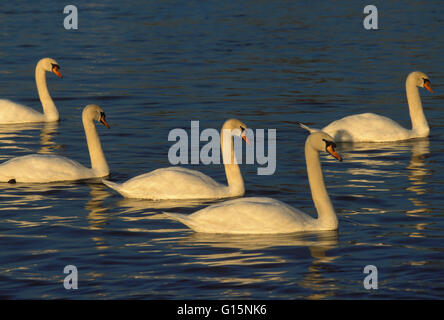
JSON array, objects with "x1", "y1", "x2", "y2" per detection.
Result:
[
  {"x1": 83, "y1": 117, "x2": 109, "y2": 176},
  {"x1": 406, "y1": 78, "x2": 429, "y2": 137},
  {"x1": 221, "y1": 134, "x2": 245, "y2": 196},
  {"x1": 35, "y1": 65, "x2": 59, "y2": 121},
  {"x1": 305, "y1": 142, "x2": 337, "y2": 229}
]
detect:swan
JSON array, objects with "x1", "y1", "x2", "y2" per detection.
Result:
[
  {"x1": 103, "y1": 119, "x2": 249, "y2": 200},
  {"x1": 318, "y1": 71, "x2": 433, "y2": 142},
  {"x1": 0, "y1": 104, "x2": 110, "y2": 183},
  {"x1": 165, "y1": 128, "x2": 343, "y2": 234},
  {"x1": 0, "y1": 57, "x2": 62, "y2": 124}
]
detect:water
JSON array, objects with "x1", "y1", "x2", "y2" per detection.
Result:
[{"x1": 0, "y1": 1, "x2": 443, "y2": 299}]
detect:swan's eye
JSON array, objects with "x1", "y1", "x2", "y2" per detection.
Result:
[
  {"x1": 240, "y1": 126, "x2": 246, "y2": 133},
  {"x1": 50, "y1": 63, "x2": 62, "y2": 78},
  {"x1": 322, "y1": 139, "x2": 336, "y2": 151},
  {"x1": 323, "y1": 139, "x2": 342, "y2": 161},
  {"x1": 99, "y1": 112, "x2": 110, "y2": 128},
  {"x1": 422, "y1": 78, "x2": 433, "y2": 93}
]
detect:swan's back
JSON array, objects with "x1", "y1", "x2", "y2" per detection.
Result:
[
  {"x1": 113, "y1": 167, "x2": 229, "y2": 199},
  {"x1": 0, "y1": 154, "x2": 92, "y2": 182},
  {"x1": 166, "y1": 197, "x2": 317, "y2": 234},
  {"x1": 0, "y1": 99, "x2": 45, "y2": 123},
  {"x1": 322, "y1": 113, "x2": 411, "y2": 142}
]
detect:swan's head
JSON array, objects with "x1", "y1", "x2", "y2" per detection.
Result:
[
  {"x1": 83, "y1": 104, "x2": 110, "y2": 129},
  {"x1": 307, "y1": 131, "x2": 342, "y2": 161},
  {"x1": 38, "y1": 57, "x2": 62, "y2": 78},
  {"x1": 222, "y1": 118, "x2": 250, "y2": 144},
  {"x1": 408, "y1": 71, "x2": 433, "y2": 93}
]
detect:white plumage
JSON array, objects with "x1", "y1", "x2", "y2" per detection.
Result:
[
  {"x1": 104, "y1": 167, "x2": 232, "y2": 200},
  {"x1": 0, "y1": 58, "x2": 62, "y2": 124},
  {"x1": 103, "y1": 119, "x2": 248, "y2": 200},
  {"x1": 321, "y1": 71, "x2": 433, "y2": 142},
  {"x1": 166, "y1": 197, "x2": 317, "y2": 234},
  {"x1": 165, "y1": 130, "x2": 342, "y2": 234},
  {"x1": 0, "y1": 154, "x2": 97, "y2": 183},
  {"x1": 0, "y1": 104, "x2": 110, "y2": 183}
]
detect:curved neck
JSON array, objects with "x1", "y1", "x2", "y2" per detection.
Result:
[
  {"x1": 83, "y1": 117, "x2": 109, "y2": 176},
  {"x1": 305, "y1": 141, "x2": 337, "y2": 229},
  {"x1": 221, "y1": 132, "x2": 245, "y2": 196},
  {"x1": 35, "y1": 65, "x2": 59, "y2": 121},
  {"x1": 406, "y1": 78, "x2": 429, "y2": 137}
]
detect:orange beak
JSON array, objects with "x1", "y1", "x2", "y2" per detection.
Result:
[
  {"x1": 100, "y1": 114, "x2": 110, "y2": 129},
  {"x1": 52, "y1": 66, "x2": 62, "y2": 78},
  {"x1": 242, "y1": 134, "x2": 250, "y2": 145},
  {"x1": 424, "y1": 81, "x2": 433, "y2": 94},
  {"x1": 327, "y1": 144, "x2": 342, "y2": 162}
]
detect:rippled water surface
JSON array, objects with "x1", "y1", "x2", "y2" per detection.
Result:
[{"x1": 0, "y1": 1, "x2": 443, "y2": 299}]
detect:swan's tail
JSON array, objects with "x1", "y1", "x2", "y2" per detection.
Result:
[
  {"x1": 296, "y1": 121, "x2": 320, "y2": 133},
  {"x1": 164, "y1": 212, "x2": 196, "y2": 230},
  {"x1": 102, "y1": 179, "x2": 127, "y2": 196}
]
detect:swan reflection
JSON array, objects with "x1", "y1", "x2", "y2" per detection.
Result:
[
  {"x1": 405, "y1": 139, "x2": 430, "y2": 214},
  {"x1": 85, "y1": 182, "x2": 112, "y2": 230},
  {"x1": 0, "y1": 181, "x2": 79, "y2": 235},
  {"x1": 337, "y1": 138, "x2": 430, "y2": 214},
  {"x1": 177, "y1": 229, "x2": 338, "y2": 252},
  {"x1": 84, "y1": 182, "x2": 113, "y2": 253},
  {"x1": 0, "y1": 121, "x2": 60, "y2": 159},
  {"x1": 165, "y1": 230, "x2": 339, "y2": 297},
  {"x1": 37, "y1": 121, "x2": 61, "y2": 154},
  {"x1": 0, "y1": 181, "x2": 76, "y2": 212}
]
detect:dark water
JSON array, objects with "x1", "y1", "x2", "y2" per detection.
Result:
[{"x1": 0, "y1": 1, "x2": 443, "y2": 299}]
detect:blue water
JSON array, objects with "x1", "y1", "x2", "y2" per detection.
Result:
[{"x1": 0, "y1": 1, "x2": 443, "y2": 299}]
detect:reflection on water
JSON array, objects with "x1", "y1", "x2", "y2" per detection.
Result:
[
  {"x1": 37, "y1": 122, "x2": 61, "y2": 154},
  {"x1": 167, "y1": 230, "x2": 339, "y2": 297},
  {"x1": 337, "y1": 139, "x2": 431, "y2": 213},
  {"x1": 0, "y1": 122, "x2": 60, "y2": 159},
  {"x1": 0, "y1": 182, "x2": 73, "y2": 213},
  {"x1": 406, "y1": 139, "x2": 430, "y2": 214},
  {"x1": 85, "y1": 182, "x2": 112, "y2": 230},
  {"x1": 299, "y1": 232, "x2": 340, "y2": 299},
  {"x1": 85, "y1": 183, "x2": 113, "y2": 253},
  {"x1": 179, "y1": 230, "x2": 338, "y2": 252}
]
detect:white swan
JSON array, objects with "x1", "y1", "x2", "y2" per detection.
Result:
[
  {"x1": 319, "y1": 71, "x2": 433, "y2": 142},
  {"x1": 165, "y1": 129, "x2": 342, "y2": 234},
  {"x1": 0, "y1": 104, "x2": 110, "y2": 183},
  {"x1": 0, "y1": 58, "x2": 62, "y2": 124},
  {"x1": 103, "y1": 119, "x2": 249, "y2": 200}
]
